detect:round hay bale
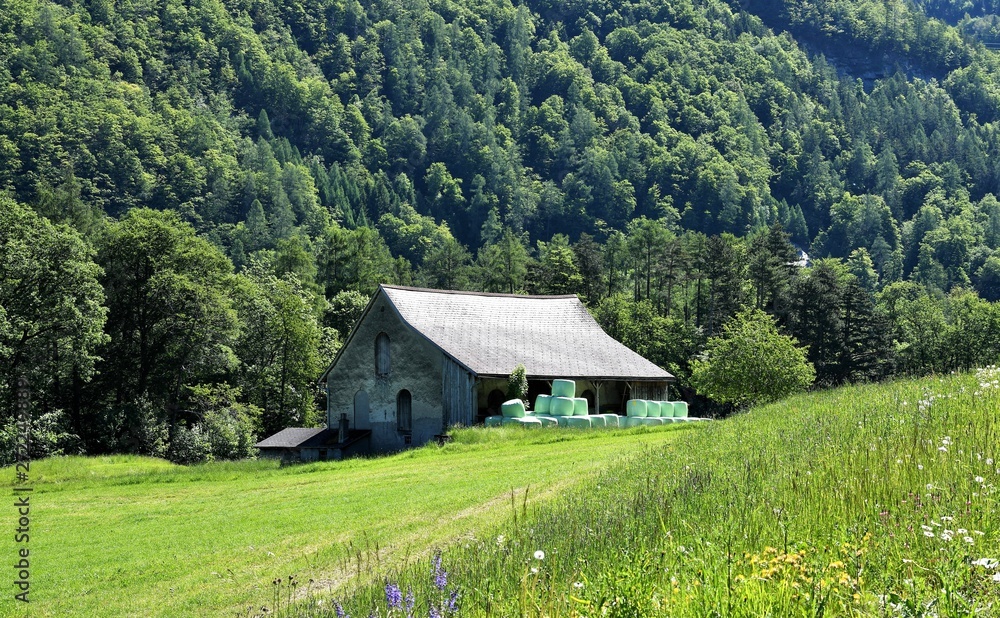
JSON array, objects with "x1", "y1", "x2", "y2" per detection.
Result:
[
  {"x1": 534, "y1": 394, "x2": 552, "y2": 414},
  {"x1": 502, "y1": 417, "x2": 542, "y2": 428},
  {"x1": 551, "y1": 379, "x2": 576, "y2": 398},
  {"x1": 501, "y1": 399, "x2": 526, "y2": 418},
  {"x1": 626, "y1": 399, "x2": 647, "y2": 417},
  {"x1": 550, "y1": 396, "x2": 575, "y2": 416},
  {"x1": 601, "y1": 414, "x2": 621, "y2": 428}
]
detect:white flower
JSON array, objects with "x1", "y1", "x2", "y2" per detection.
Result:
[
  {"x1": 924, "y1": 530, "x2": 935, "y2": 537},
  {"x1": 993, "y1": 572, "x2": 1000, "y2": 582},
  {"x1": 975, "y1": 476, "x2": 985, "y2": 484},
  {"x1": 918, "y1": 464, "x2": 924, "y2": 470},
  {"x1": 573, "y1": 581, "x2": 584, "y2": 589},
  {"x1": 926, "y1": 483, "x2": 934, "y2": 490},
  {"x1": 534, "y1": 550, "x2": 545, "y2": 560},
  {"x1": 958, "y1": 528, "x2": 967, "y2": 534},
  {"x1": 496, "y1": 535, "x2": 505, "y2": 546},
  {"x1": 972, "y1": 558, "x2": 999, "y2": 568},
  {"x1": 530, "y1": 567, "x2": 539, "y2": 574},
  {"x1": 939, "y1": 446, "x2": 948, "y2": 452},
  {"x1": 965, "y1": 537, "x2": 975, "y2": 544},
  {"x1": 988, "y1": 458, "x2": 994, "y2": 466},
  {"x1": 678, "y1": 545, "x2": 686, "y2": 553},
  {"x1": 942, "y1": 516, "x2": 954, "y2": 522}
]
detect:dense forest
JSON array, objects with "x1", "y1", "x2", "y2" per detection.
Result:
[{"x1": 6, "y1": 0, "x2": 1000, "y2": 462}]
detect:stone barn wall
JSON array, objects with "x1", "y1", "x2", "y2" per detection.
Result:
[{"x1": 326, "y1": 293, "x2": 444, "y2": 452}]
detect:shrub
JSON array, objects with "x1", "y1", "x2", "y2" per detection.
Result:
[
  {"x1": 506, "y1": 363, "x2": 528, "y2": 406},
  {"x1": 690, "y1": 308, "x2": 815, "y2": 407}
]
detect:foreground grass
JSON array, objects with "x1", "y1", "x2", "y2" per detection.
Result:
[
  {"x1": 0, "y1": 424, "x2": 688, "y2": 617},
  {"x1": 322, "y1": 371, "x2": 1000, "y2": 617}
]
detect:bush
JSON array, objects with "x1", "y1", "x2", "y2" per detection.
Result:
[
  {"x1": 167, "y1": 423, "x2": 212, "y2": 465},
  {"x1": 690, "y1": 308, "x2": 815, "y2": 407},
  {"x1": 0, "y1": 409, "x2": 81, "y2": 466},
  {"x1": 506, "y1": 363, "x2": 528, "y2": 405}
]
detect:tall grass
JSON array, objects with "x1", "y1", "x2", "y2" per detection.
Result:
[{"x1": 317, "y1": 370, "x2": 1000, "y2": 617}]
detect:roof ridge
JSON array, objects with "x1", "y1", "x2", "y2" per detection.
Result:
[{"x1": 381, "y1": 284, "x2": 578, "y2": 300}]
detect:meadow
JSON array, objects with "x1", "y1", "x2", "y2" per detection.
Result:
[
  {"x1": 315, "y1": 370, "x2": 1000, "y2": 617},
  {"x1": 0, "y1": 424, "x2": 688, "y2": 617}
]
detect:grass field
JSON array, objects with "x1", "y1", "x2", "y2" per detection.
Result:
[
  {"x1": 0, "y1": 424, "x2": 690, "y2": 617},
  {"x1": 321, "y1": 371, "x2": 1000, "y2": 617}
]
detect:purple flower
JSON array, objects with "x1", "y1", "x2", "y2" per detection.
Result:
[
  {"x1": 432, "y1": 552, "x2": 447, "y2": 591},
  {"x1": 429, "y1": 606, "x2": 442, "y2": 618},
  {"x1": 405, "y1": 587, "x2": 415, "y2": 617},
  {"x1": 333, "y1": 600, "x2": 349, "y2": 618},
  {"x1": 446, "y1": 590, "x2": 458, "y2": 614},
  {"x1": 385, "y1": 582, "x2": 403, "y2": 609}
]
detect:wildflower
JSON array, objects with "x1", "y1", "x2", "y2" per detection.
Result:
[
  {"x1": 972, "y1": 558, "x2": 999, "y2": 568},
  {"x1": 918, "y1": 464, "x2": 924, "y2": 470},
  {"x1": 924, "y1": 530, "x2": 935, "y2": 537},
  {"x1": 429, "y1": 607, "x2": 441, "y2": 618},
  {"x1": 334, "y1": 600, "x2": 348, "y2": 618},
  {"x1": 678, "y1": 545, "x2": 686, "y2": 553},
  {"x1": 573, "y1": 581, "x2": 584, "y2": 589},
  {"x1": 976, "y1": 476, "x2": 985, "y2": 484},
  {"x1": 534, "y1": 550, "x2": 545, "y2": 560},
  {"x1": 447, "y1": 590, "x2": 459, "y2": 614},
  {"x1": 994, "y1": 573, "x2": 1000, "y2": 582},
  {"x1": 988, "y1": 458, "x2": 995, "y2": 466},
  {"x1": 405, "y1": 587, "x2": 415, "y2": 616},
  {"x1": 941, "y1": 531, "x2": 953, "y2": 541},
  {"x1": 530, "y1": 567, "x2": 539, "y2": 574},
  {"x1": 432, "y1": 552, "x2": 447, "y2": 591},
  {"x1": 965, "y1": 537, "x2": 975, "y2": 544},
  {"x1": 496, "y1": 535, "x2": 505, "y2": 546},
  {"x1": 958, "y1": 528, "x2": 967, "y2": 534},
  {"x1": 385, "y1": 582, "x2": 402, "y2": 609},
  {"x1": 939, "y1": 446, "x2": 948, "y2": 452}
]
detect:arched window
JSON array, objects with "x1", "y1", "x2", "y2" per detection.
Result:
[
  {"x1": 375, "y1": 332, "x2": 390, "y2": 376},
  {"x1": 397, "y1": 389, "x2": 412, "y2": 433}
]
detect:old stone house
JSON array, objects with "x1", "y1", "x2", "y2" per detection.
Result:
[{"x1": 317, "y1": 285, "x2": 674, "y2": 453}]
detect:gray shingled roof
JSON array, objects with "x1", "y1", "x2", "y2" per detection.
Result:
[
  {"x1": 380, "y1": 285, "x2": 673, "y2": 381},
  {"x1": 255, "y1": 427, "x2": 331, "y2": 448}
]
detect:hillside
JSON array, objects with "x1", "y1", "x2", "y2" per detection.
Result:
[
  {"x1": 8, "y1": 0, "x2": 1000, "y2": 460},
  {"x1": 325, "y1": 370, "x2": 1000, "y2": 617}
]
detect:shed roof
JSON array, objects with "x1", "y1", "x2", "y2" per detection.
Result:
[
  {"x1": 324, "y1": 285, "x2": 672, "y2": 381},
  {"x1": 255, "y1": 427, "x2": 332, "y2": 448}
]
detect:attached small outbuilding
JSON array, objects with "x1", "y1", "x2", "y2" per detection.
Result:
[
  {"x1": 255, "y1": 426, "x2": 371, "y2": 463},
  {"x1": 318, "y1": 285, "x2": 674, "y2": 453}
]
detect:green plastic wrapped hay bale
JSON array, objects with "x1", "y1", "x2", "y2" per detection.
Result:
[
  {"x1": 555, "y1": 415, "x2": 572, "y2": 427},
  {"x1": 644, "y1": 417, "x2": 665, "y2": 426},
  {"x1": 626, "y1": 399, "x2": 647, "y2": 417},
  {"x1": 601, "y1": 414, "x2": 621, "y2": 428},
  {"x1": 534, "y1": 394, "x2": 552, "y2": 414},
  {"x1": 659, "y1": 417, "x2": 677, "y2": 424},
  {"x1": 502, "y1": 416, "x2": 542, "y2": 428},
  {"x1": 534, "y1": 415, "x2": 559, "y2": 427},
  {"x1": 623, "y1": 416, "x2": 645, "y2": 428},
  {"x1": 550, "y1": 396, "x2": 575, "y2": 416},
  {"x1": 551, "y1": 379, "x2": 576, "y2": 398},
  {"x1": 501, "y1": 399, "x2": 526, "y2": 418},
  {"x1": 565, "y1": 416, "x2": 591, "y2": 428},
  {"x1": 645, "y1": 401, "x2": 661, "y2": 417},
  {"x1": 573, "y1": 398, "x2": 589, "y2": 416},
  {"x1": 673, "y1": 401, "x2": 688, "y2": 418},
  {"x1": 589, "y1": 415, "x2": 607, "y2": 428},
  {"x1": 485, "y1": 415, "x2": 503, "y2": 427}
]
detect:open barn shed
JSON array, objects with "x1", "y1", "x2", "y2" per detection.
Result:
[{"x1": 316, "y1": 285, "x2": 674, "y2": 453}]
